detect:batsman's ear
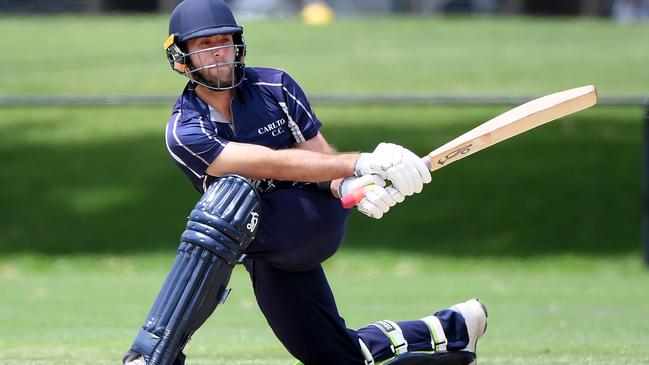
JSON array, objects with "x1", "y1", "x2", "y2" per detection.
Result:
[{"x1": 164, "y1": 34, "x2": 188, "y2": 73}]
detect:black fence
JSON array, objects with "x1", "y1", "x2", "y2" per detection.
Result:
[
  {"x1": 0, "y1": 0, "x2": 179, "y2": 13},
  {"x1": 0, "y1": 94, "x2": 645, "y2": 107},
  {"x1": 0, "y1": 0, "x2": 618, "y2": 16}
]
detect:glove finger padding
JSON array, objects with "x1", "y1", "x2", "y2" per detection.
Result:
[
  {"x1": 365, "y1": 185, "x2": 397, "y2": 211},
  {"x1": 404, "y1": 160, "x2": 423, "y2": 194},
  {"x1": 363, "y1": 190, "x2": 389, "y2": 212},
  {"x1": 353, "y1": 174, "x2": 387, "y2": 190},
  {"x1": 355, "y1": 142, "x2": 407, "y2": 177},
  {"x1": 387, "y1": 165, "x2": 415, "y2": 196},
  {"x1": 371, "y1": 142, "x2": 393, "y2": 172},
  {"x1": 339, "y1": 174, "x2": 386, "y2": 198},
  {"x1": 357, "y1": 198, "x2": 384, "y2": 219},
  {"x1": 385, "y1": 186, "x2": 405, "y2": 203},
  {"x1": 389, "y1": 144, "x2": 405, "y2": 170},
  {"x1": 356, "y1": 184, "x2": 402, "y2": 219},
  {"x1": 403, "y1": 148, "x2": 432, "y2": 184}
]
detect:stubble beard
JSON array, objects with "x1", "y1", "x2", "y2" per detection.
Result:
[{"x1": 202, "y1": 63, "x2": 234, "y2": 87}]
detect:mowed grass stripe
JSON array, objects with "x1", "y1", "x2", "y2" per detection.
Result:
[{"x1": 0, "y1": 104, "x2": 642, "y2": 255}]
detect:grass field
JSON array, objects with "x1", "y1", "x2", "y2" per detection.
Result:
[
  {"x1": 1, "y1": 102, "x2": 646, "y2": 364},
  {"x1": 1, "y1": 253, "x2": 648, "y2": 365},
  {"x1": 1, "y1": 16, "x2": 648, "y2": 95},
  {"x1": 1, "y1": 14, "x2": 648, "y2": 365}
]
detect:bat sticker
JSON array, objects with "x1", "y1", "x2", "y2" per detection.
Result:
[{"x1": 438, "y1": 144, "x2": 473, "y2": 165}]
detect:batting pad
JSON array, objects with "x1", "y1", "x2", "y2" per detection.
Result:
[
  {"x1": 124, "y1": 175, "x2": 261, "y2": 365},
  {"x1": 383, "y1": 351, "x2": 476, "y2": 365}
]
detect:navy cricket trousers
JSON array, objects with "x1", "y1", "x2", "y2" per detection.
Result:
[{"x1": 242, "y1": 186, "x2": 470, "y2": 365}]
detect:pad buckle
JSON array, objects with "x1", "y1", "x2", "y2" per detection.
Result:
[
  {"x1": 391, "y1": 342, "x2": 407, "y2": 355},
  {"x1": 371, "y1": 320, "x2": 408, "y2": 356}
]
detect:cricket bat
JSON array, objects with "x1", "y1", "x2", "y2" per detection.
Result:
[{"x1": 341, "y1": 85, "x2": 598, "y2": 208}]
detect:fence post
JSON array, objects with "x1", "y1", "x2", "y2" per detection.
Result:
[{"x1": 644, "y1": 100, "x2": 649, "y2": 266}]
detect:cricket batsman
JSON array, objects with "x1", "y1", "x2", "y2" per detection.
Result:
[{"x1": 122, "y1": 1, "x2": 487, "y2": 364}]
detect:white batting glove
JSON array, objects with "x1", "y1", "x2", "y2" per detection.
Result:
[
  {"x1": 354, "y1": 142, "x2": 400, "y2": 177},
  {"x1": 355, "y1": 143, "x2": 431, "y2": 197},
  {"x1": 338, "y1": 174, "x2": 404, "y2": 219},
  {"x1": 386, "y1": 146, "x2": 431, "y2": 196}
]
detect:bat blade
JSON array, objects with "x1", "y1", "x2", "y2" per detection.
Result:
[
  {"x1": 341, "y1": 85, "x2": 598, "y2": 209},
  {"x1": 425, "y1": 85, "x2": 597, "y2": 170}
]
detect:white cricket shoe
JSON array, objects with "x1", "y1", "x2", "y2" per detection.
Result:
[
  {"x1": 123, "y1": 355, "x2": 147, "y2": 365},
  {"x1": 450, "y1": 298, "x2": 488, "y2": 364}
]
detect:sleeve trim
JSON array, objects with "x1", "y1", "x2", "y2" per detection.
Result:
[
  {"x1": 199, "y1": 116, "x2": 227, "y2": 144},
  {"x1": 282, "y1": 86, "x2": 313, "y2": 121},
  {"x1": 165, "y1": 113, "x2": 204, "y2": 179},
  {"x1": 278, "y1": 101, "x2": 306, "y2": 143},
  {"x1": 171, "y1": 114, "x2": 211, "y2": 166},
  {"x1": 252, "y1": 81, "x2": 283, "y2": 87},
  {"x1": 251, "y1": 80, "x2": 313, "y2": 121}
]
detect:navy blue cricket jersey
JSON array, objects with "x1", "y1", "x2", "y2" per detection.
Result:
[
  {"x1": 165, "y1": 67, "x2": 322, "y2": 193},
  {"x1": 165, "y1": 67, "x2": 349, "y2": 271}
]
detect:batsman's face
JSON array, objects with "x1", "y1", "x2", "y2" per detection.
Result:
[{"x1": 186, "y1": 34, "x2": 237, "y2": 86}]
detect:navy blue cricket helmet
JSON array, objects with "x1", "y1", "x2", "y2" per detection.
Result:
[{"x1": 164, "y1": 0, "x2": 247, "y2": 90}]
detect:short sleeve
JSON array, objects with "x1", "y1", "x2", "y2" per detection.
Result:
[
  {"x1": 165, "y1": 113, "x2": 229, "y2": 181},
  {"x1": 280, "y1": 72, "x2": 322, "y2": 143}
]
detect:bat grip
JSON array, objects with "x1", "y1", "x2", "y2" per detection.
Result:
[
  {"x1": 340, "y1": 156, "x2": 431, "y2": 208},
  {"x1": 341, "y1": 187, "x2": 368, "y2": 208}
]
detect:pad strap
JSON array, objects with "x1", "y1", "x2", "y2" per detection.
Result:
[
  {"x1": 371, "y1": 320, "x2": 408, "y2": 356},
  {"x1": 421, "y1": 315, "x2": 448, "y2": 352}
]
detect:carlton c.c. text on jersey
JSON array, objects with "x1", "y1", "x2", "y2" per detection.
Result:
[{"x1": 165, "y1": 67, "x2": 322, "y2": 193}]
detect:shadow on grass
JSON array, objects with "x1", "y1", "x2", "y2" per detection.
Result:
[{"x1": 0, "y1": 105, "x2": 642, "y2": 257}]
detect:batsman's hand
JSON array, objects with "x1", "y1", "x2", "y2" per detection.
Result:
[
  {"x1": 354, "y1": 142, "x2": 431, "y2": 196},
  {"x1": 338, "y1": 174, "x2": 404, "y2": 219}
]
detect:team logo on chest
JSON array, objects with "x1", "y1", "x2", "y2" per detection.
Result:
[{"x1": 257, "y1": 118, "x2": 287, "y2": 137}]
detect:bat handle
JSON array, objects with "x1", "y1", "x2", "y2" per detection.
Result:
[
  {"x1": 340, "y1": 156, "x2": 431, "y2": 208},
  {"x1": 422, "y1": 156, "x2": 432, "y2": 170}
]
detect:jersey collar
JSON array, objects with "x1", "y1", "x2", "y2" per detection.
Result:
[
  {"x1": 179, "y1": 81, "x2": 243, "y2": 124},
  {"x1": 178, "y1": 83, "x2": 209, "y2": 122}
]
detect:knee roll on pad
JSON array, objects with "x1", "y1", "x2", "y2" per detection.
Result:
[
  {"x1": 124, "y1": 175, "x2": 261, "y2": 365},
  {"x1": 182, "y1": 174, "x2": 261, "y2": 264}
]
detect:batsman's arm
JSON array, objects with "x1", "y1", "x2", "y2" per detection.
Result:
[
  {"x1": 294, "y1": 133, "x2": 345, "y2": 197},
  {"x1": 295, "y1": 131, "x2": 337, "y2": 155},
  {"x1": 206, "y1": 133, "x2": 357, "y2": 183}
]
